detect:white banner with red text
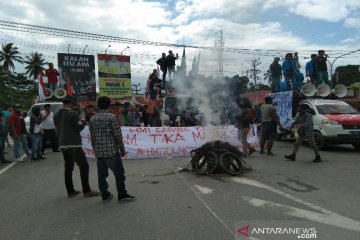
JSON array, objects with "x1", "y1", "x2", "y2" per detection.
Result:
[{"x1": 81, "y1": 125, "x2": 260, "y2": 159}]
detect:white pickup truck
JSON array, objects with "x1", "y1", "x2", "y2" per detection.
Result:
[
  {"x1": 295, "y1": 99, "x2": 360, "y2": 150},
  {"x1": 24, "y1": 102, "x2": 63, "y2": 132}
]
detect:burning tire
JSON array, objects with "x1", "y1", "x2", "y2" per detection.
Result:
[
  {"x1": 191, "y1": 151, "x2": 218, "y2": 174},
  {"x1": 219, "y1": 152, "x2": 243, "y2": 175}
]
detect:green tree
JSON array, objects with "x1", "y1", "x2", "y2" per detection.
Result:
[
  {"x1": 0, "y1": 66, "x2": 35, "y2": 108},
  {"x1": 333, "y1": 64, "x2": 360, "y2": 87},
  {"x1": 263, "y1": 69, "x2": 272, "y2": 86},
  {"x1": 0, "y1": 42, "x2": 24, "y2": 73},
  {"x1": 24, "y1": 52, "x2": 47, "y2": 80}
]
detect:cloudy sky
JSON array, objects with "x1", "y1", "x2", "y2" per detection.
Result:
[{"x1": 1, "y1": 0, "x2": 360, "y2": 91}]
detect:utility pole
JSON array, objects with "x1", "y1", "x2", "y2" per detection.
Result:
[{"x1": 132, "y1": 83, "x2": 141, "y2": 95}]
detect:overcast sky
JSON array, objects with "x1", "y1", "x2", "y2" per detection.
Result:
[{"x1": 1, "y1": 0, "x2": 360, "y2": 91}]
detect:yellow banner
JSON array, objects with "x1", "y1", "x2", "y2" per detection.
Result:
[{"x1": 97, "y1": 54, "x2": 132, "y2": 98}]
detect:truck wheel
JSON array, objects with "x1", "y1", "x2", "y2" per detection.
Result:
[
  {"x1": 313, "y1": 132, "x2": 326, "y2": 150},
  {"x1": 352, "y1": 144, "x2": 360, "y2": 151}
]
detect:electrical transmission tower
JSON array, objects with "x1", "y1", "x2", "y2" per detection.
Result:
[
  {"x1": 248, "y1": 58, "x2": 261, "y2": 87},
  {"x1": 132, "y1": 83, "x2": 141, "y2": 94},
  {"x1": 214, "y1": 30, "x2": 224, "y2": 80}
]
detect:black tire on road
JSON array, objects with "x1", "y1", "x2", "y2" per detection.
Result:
[
  {"x1": 219, "y1": 152, "x2": 243, "y2": 175},
  {"x1": 191, "y1": 151, "x2": 218, "y2": 174}
]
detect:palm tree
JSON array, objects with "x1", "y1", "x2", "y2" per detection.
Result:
[
  {"x1": 263, "y1": 69, "x2": 272, "y2": 86},
  {"x1": 0, "y1": 42, "x2": 24, "y2": 73},
  {"x1": 24, "y1": 52, "x2": 47, "y2": 80}
]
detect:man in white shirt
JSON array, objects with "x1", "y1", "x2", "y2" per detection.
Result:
[{"x1": 40, "y1": 104, "x2": 60, "y2": 154}]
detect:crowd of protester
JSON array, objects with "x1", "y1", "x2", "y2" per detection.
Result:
[{"x1": 270, "y1": 50, "x2": 330, "y2": 93}]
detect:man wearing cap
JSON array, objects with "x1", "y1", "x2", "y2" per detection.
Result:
[
  {"x1": 270, "y1": 57, "x2": 282, "y2": 92},
  {"x1": 54, "y1": 96, "x2": 100, "y2": 198},
  {"x1": 8, "y1": 104, "x2": 31, "y2": 161},
  {"x1": 285, "y1": 104, "x2": 321, "y2": 162}
]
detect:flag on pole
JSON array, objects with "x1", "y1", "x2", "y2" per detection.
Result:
[
  {"x1": 66, "y1": 75, "x2": 73, "y2": 96},
  {"x1": 38, "y1": 72, "x2": 46, "y2": 102}
]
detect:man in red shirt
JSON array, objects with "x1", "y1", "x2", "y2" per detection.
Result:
[
  {"x1": 8, "y1": 104, "x2": 31, "y2": 161},
  {"x1": 45, "y1": 63, "x2": 60, "y2": 91}
]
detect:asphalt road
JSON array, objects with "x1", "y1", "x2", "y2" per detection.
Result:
[{"x1": 0, "y1": 141, "x2": 359, "y2": 240}]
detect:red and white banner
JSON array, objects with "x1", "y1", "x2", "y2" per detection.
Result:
[{"x1": 81, "y1": 125, "x2": 260, "y2": 159}]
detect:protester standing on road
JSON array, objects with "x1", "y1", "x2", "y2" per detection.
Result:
[
  {"x1": 235, "y1": 97, "x2": 256, "y2": 158},
  {"x1": 259, "y1": 96, "x2": 279, "y2": 156},
  {"x1": 8, "y1": 104, "x2": 31, "y2": 162},
  {"x1": 110, "y1": 101, "x2": 123, "y2": 127},
  {"x1": 84, "y1": 104, "x2": 96, "y2": 125},
  {"x1": 0, "y1": 109, "x2": 10, "y2": 164},
  {"x1": 40, "y1": 104, "x2": 60, "y2": 154},
  {"x1": 89, "y1": 96, "x2": 136, "y2": 203},
  {"x1": 2, "y1": 105, "x2": 13, "y2": 148},
  {"x1": 285, "y1": 104, "x2": 322, "y2": 163},
  {"x1": 29, "y1": 106, "x2": 46, "y2": 161},
  {"x1": 54, "y1": 96, "x2": 100, "y2": 198}
]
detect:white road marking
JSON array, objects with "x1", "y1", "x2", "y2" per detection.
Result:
[
  {"x1": 0, "y1": 161, "x2": 16, "y2": 175},
  {"x1": 233, "y1": 177, "x2": 360, "y2": 232},
  {"x1": 0, "y1": 154, "x2": 26, "y2": 175},
  {"x1": 162, "y1": 158, "x2": 238, "y2": 239},
  {"x1": 194, "y1": 185, "x2": 214, "y2": 194}
]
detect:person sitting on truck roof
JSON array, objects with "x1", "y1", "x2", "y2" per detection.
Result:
[{"x1": 284, "y1": 104, "x2": 321, "y2": 163}]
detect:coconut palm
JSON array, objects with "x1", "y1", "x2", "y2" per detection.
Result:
[
  {"x1": 263, "y1": 69, "x2": 272, "y2": 86},
  {"x1": 0, "y1": 42, "x2": 24, "y2": 73},
  {"x1": 24, "y1": 52, "x2": 47, "y2": 80}
]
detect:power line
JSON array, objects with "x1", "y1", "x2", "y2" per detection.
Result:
[{"x1": 2, "y1": 20, "x2": 360, "y2": 57}]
